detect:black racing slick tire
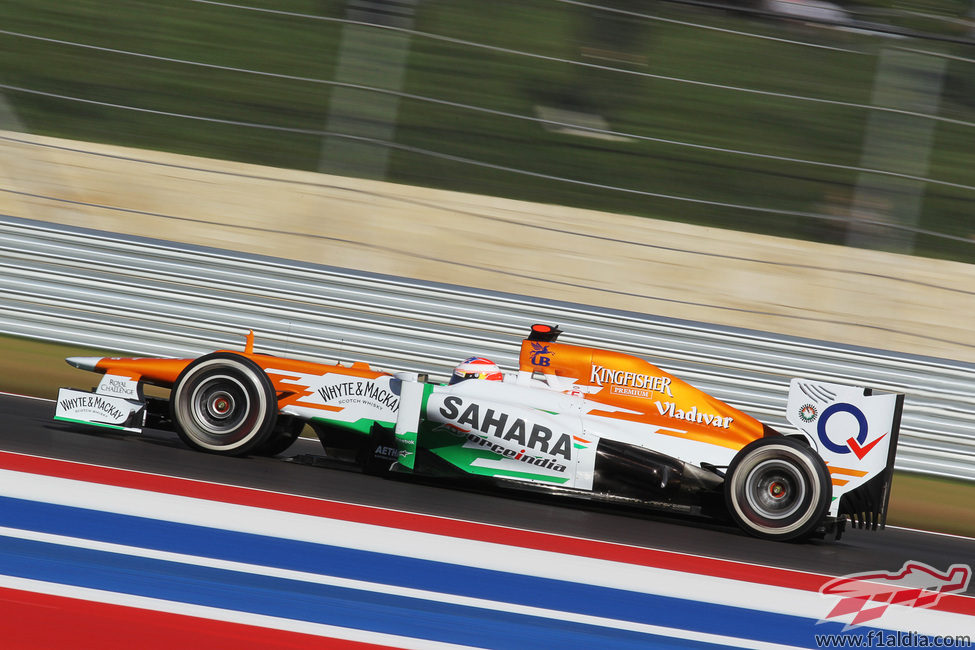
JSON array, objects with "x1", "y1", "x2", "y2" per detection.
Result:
[
  {"x1": 254, "y1": 419, "x2": 303, "y2": 457},
  {"x1": 170, "y1": 352, "x2": 277, "y2": 456},
  {"x1": 724, "y1": 437, "x2": 832, "y2": 541}
]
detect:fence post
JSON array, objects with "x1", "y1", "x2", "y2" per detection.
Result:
[
  {"x1": 848, "y1": 49, "x2": 946, "y2": 254},
  {"x1": 319, "y1": 0, "x2": 418, "y2": 180}
]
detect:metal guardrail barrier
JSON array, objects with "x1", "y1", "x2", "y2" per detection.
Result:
[{"x1": 2, "y1": 215, "x2": 973, "y2": 481}]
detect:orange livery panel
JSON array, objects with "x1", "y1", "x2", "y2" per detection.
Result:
[
  {"x1": 92, "y1": 353, "x2": 388, "y2": 407},
  {"x1": 520, "y1": 338, "x2": 767, "y2": 449}
]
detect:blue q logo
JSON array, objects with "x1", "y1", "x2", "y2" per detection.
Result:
[
  {"x1": 817, "y1": 403, "x2": 886, "y2": 460},
  {"x1": 529, "y1": 342, "x2": 552, "y2": 367}
]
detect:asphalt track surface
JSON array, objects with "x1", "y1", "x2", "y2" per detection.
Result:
[{"x1": 4, "y1": 392, "x2": 973, "y2": 594}]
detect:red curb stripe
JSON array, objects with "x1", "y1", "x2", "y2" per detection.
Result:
[
  {"x1": 1, "y1": 450, "x2": 973, "y2": 617},
  {"x1": 0, "y1": 586, "x2": 391, "y2": 650}
]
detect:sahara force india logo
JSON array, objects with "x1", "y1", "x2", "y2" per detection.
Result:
[
  {"x1": 462, "y1": 432, "x2": 568, "y2": 473},
  {"x1": 818, "y1": 561, "x2": 971, "y2": 630},
  {"x1": 798, "y1": 403, "x2": 817, "y2": 422},
  {"x1": 439, "y1": 396, "x2": 573, "y2": 461}
]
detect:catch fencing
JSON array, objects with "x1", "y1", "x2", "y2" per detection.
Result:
[
  {"x1": 1, "y1": 215, "x2": 973, "y2": 481},
  {"x1": 4, "y1": 0, "x2": 975, "y2": 256}
]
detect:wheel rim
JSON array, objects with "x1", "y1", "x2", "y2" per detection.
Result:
[
  {"x1": 743, "y1": 458, "x2": 806, "y2": 520},
  {"x1": 188, "y1": 374, "x2": 254, "y2": 444},
  {"x1": 207, "y1": 391, "x2": 234, "y2": 418}
]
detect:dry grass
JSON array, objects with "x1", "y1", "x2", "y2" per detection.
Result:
[
  {"x1": 0, "y1": 336, "x2": 125, "y2": 399},
  {"x1": 887, "y1": 473, "x2": 975, "y2": 538}
]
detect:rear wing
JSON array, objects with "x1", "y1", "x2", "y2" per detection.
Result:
[{"x1": 786, "y1": 379, "x2": 905, "y2": 530}]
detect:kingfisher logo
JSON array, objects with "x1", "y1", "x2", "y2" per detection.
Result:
[
  {"x1": 818, "y1": 561, "x2": 971, "y2": 630},
  {"x1": 589, "y1": 365, "x2": 674, "y2": 397},
  {"x1": 817, "y1": 403, "x2": 887, "y2": 460}
]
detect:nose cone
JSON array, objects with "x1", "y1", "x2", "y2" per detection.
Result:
[{"x1": 66, "y1": 357, "x2": 104, "y2": 372}]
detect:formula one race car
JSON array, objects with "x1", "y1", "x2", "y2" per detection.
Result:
[{"x1": 55, "y1": 325, "x2": 904, "y2": 541}]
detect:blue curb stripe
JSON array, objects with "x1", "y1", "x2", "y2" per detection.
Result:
[
  {"x1": 1, "y1": 534, "x2": 730, "y2": 650},
  {"x1": 0, "y1": 495, "x2": 885, "y2": 648}
]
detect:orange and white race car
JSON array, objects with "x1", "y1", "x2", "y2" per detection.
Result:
[{"x1": 55, "y1": 324, "x2": 904, "y2": 541}]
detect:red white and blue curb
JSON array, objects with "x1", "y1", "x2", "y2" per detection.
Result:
[{"x1": 0, "y1": 450, "x2": 971, "y2": 648}]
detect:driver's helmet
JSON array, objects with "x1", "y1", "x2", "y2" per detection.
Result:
[{"x1": 449, "y1": 356, "x2": 503, "y2": 385}]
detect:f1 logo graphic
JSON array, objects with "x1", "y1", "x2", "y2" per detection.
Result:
[
  {"x1": 819, "y1": 560, "x2": 971, "y2": 629},
  {"x1": 817, "y1": 403, "x2": 888, "y2": 459}
]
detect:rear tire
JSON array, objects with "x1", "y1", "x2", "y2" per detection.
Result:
[
  {"x1": 725, "y1": 437, "x2": 831, "y2": 541},
  {"x1": 170, "y1": 353, "x2": 277, "y2": 456}
]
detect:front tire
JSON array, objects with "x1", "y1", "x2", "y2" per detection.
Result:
[
  {"x1": 170, "y1": 352, "x2": 277, "y2": 456},
  {"x1": 254, "y1": 418, "x2": 304, "y2": 457},
  {"x1": 725, "y1": 437, "x2": 831, "y2": 541}
]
